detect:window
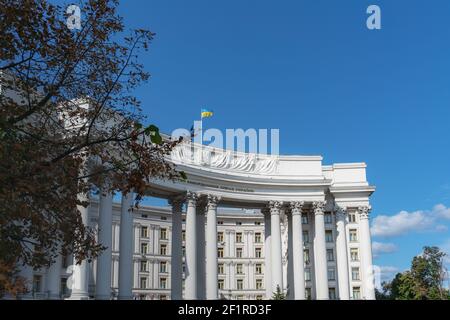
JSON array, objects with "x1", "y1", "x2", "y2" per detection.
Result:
[
  {"x1": 349, "y1": 212, "x2": 357, "y2": 223},
  {"x1": 236, "y1": 247, "x2": 243, "y2": 258},
  {"x1": 350, "y1": 248, "x2": 359, "y2": 261},
  {"x1": 302, "y1": 231, "x2": 309, "y2": 244},
  {"x1": 352, "y1": 287, "x2": 361, "y2": 299},
  {"x1": 255, "y1": 248, "x2": 262, "y2": 258},
  {"x1": 182, "y1": 230, "x2": 186, "y2": 241},
  {"x1": 218, "y1": 279, "x2": 224, "y2": 290},
  {"x1": 160, "y1": 244, "x2": 167, "y2": 255},
  {"x1": 256, "y1": 279, "x2": 263, "y2": 289},
  {"x1": 255, "y1": 222, "x2": 261, "y2": 226},
  {"x1": 236, "y1": 264, "x2": 243, "y2": 274},
  {"x1": 141, "y1": 226, "x2": 148, "y2": 238},
  {"x1": 217, "y1": 232, "x2": 224, "y2": 242},
  {"x1": 349, "y1": 229, "x2": 358, "y2": 242},
  {"x1": 328, "y1": 267, "x2": 336, "y2": 281},
  {"x1": 352, "y1": 267, "x2": 360, "y2": 281},
  {"x1": 182, "y1": 246, "x2": 186, "y2": 257},
  {"x1": 256, "y1": 295, "x2": 263, "y2": 300},
  {"x1": 325, "y1": 230, "x2": 333, "y2": 242},
  {"x1": 329, "y1": 288, "x2": 337, "y2": 300},
  {"x1": 236, "y1": 232, "x2": 243, "y2": 243},
  {"x1": 236, "y1": 221, "x2": 242, "y2": 226},
  {"x1": 305, "y1": 268, "x2": 311, "y2": 281},
  {"x1": 32, "y1": 275, "x2": 42, "y2": 293},
  {"x1": 140, "y1": 260, "x2": 147, "y2": 272},
  {"x1": 218, "y1": 263, "x2": 224, "y2": 274},
  {"x1": 218, "y1": 248, "x2": 224, "y2": 258},
  {"x1": 304, "y1": 249, "x2": 310, "y2": 264},
  {"x1": 161, "y1": 216, "x2": 167, "y2": 221},
  {"x1": 141, "y1": 243, "x2": 148, "y2": 254},
  {"x1": 140, "y1": 277, "x2": 147, "y2": 289},
  {"x1": 160, "y1": 228, "x2": 167, "y2": 240},
  {"x1": 60, "y1": 278, "x2": 68, "y2": 296},
  {"x1": 159, "y1": 295, "x2": 167, "y2": 300},
  {"x1": 218, "y1": 221, "x2": 224, "y2": 225},
  {"x1": 255, "y1": 232, "x2": 262, "y2": 243},
  {"x1": 305, "y1": 288, "x2": 312, "y2": 300},
  {"x1": 160, "y1": 261, "x2": 167, "y2": 273},
  {"x1": 236, "y1": 279, "x2": 243, "y2": 290},
  {"x1": 160, "y1": 277, "x2": 167, "y2": 289},
  {"x1": 255, "y1": 263, "x2": 262, "y2": 274},
  {"x1": 302, "y1": 214, "x2": 308, "y2": 224},
  {"x1": 141, "y1": 214, "x2": 148, "y2": 218},
  {"x1": 326, "y1": 249, "x2": 334, "y2": 262},
  {"x1": 325, "y1": 213, "x2": 332, "y2": 224}
]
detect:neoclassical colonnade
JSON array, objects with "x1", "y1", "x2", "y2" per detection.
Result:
[{"x1": 65, "y1": 186, "x2": 374, "y2": 300}]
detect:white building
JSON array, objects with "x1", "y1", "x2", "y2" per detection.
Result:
[{"x1": 18, "y1": 142, "x2": 376, "y2": 300}]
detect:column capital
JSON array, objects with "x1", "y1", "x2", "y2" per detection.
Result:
[
  {"x1": 206, "y1": 194, "x2": 221, "y2": 211},
  {"x1": 334, "y1": 205, "x2": 347, "y2": 219},
  {"x1": 290, "y1": 201, "x2": 305, "y2": 215},
  {"x1": 185, "y1": 191, "x2": 198, "y2": 205},
  {"x1": 358, "y1": 206, "x2": 371, "y2": 219},
  {"x1": 312, "y1": 201, "x2": 326, "y2": 216},
  {"x1": 268, "y1": 201, "x2": 283, "y2": 215},
  {"x1": 168, "y1": 196, "x2": 184, "y2": 211}
]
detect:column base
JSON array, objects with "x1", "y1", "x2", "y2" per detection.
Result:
[{"x1": 66, "y1": 291, "x2": 90, "y2": 300}]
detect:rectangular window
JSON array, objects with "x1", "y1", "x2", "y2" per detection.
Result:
[
  {"x1": 60, "y1": 278, "x2": 68, "y2": 296},
  {"x1": 160, "y1": 244, "x2": 167, "y2": 255},
  {"x1": 352, "y1": 287, "x2": 361, "y2": 299},
  {"x1": 140, "y1": 260, "x2": 147, "y2": 272},
  {"x1": 255, "y1": 232, "x2": 262, "y2": 243},
  {"x1": 218, "y1": 263, "x2": 224, "y2": 274},
  {"x1": 302, "y1": 214, "x2": 308, "y2": 224},
  {"x1": 236, "y1": 279, "x2": 243, "y2": 290},
  {"x1": 304, "y1": 249, "x2": 310, "y2": 264},
  {"x1": 303, "y1": 231, "x2": 309, "y2": 244},
  {"x1": 349, "y1": 229, "x2": 358, "y2": 242},
  {"x1": 328, "y1": 267, "x2": 336, "y2": 281},
  {"x1": 349, "y1": 212, "x2": 357, "y2": 223},
  {"x1": 256, "y1": 295, "x2": 263, "y2": 300},
  {"x1": 182, "y1": 230, "x2": 186, "y2": 241},
  {"x1": 160, "y1": 228, "x2": 167, "y2": 240},
  {"x1": 217, "y1": 232, "x2": 224, "y2": 242},
  {"x1": 236, "y1": 247, "x2": 243, "y2": 258},
  {"x1": 236, "y1": 232, "x2": 243, "y2": 243},
  {"x1": 236, "y1": 221, "x2": 242, "y2": 226},
  {"x1": 140, "y1": 243, "x2": 148, "y2": 255},
  {"x1": 305, "y1": 288, "x2": 312, "y2": 300},
  {"x1": 160, "y1": 278, "x2": 167, "y2": 289},
  {"x1": 255, "y1": 263, "x2": 262, "y2": 274},
  {"x1": 325, "y1": 213, "x2": 332, "y2": 224},
  {"x1": 305, "y1": 268, "x2": 311, "y2": 281},
  {"x1": 256, "y1": 279, "x2": 263, "y2": 289},
  {"x1": 352, "y1": 267, "x2": 360, "y2": 281},
  {"x1": 325, "y1": 230, "x2": 333, "y2": 243},
  {"x1": 255, "y1": 248, "x2": 262, "y2": 258},
  {"x1": 161, "y1": 216, "x2": 167, "y2": 221},
  {"x1": 236, "y1": 263, "x2": 243, "y2": 274},
  {"x1": 160, "y1": 261, "x2": 167, "y2": 273},
  {"x1": 326, "y1": 249, "x2": 334, "y2": 262},
  {"x1": 218, "y1": 221, "x2": 224, "y2": 225},
  {"x1": 141, "y1": 226, "x2": 148, "y2": 238},
  {"x1": 329, "y1": 288, "x2": 337, "y2": 300},
  {"x1": 350, "y1": 248, "x2": 359, "y2": 261},
  {"x1": 218, "y1": 247, "x2": 224, "y2": 258},
  {"x1": 32, "y1": 275, "x2": 42, "y2": 293},
  {"x1": 255, "y1": 222, "x2": 261, "y2": 226},
  {"x1": 140, "y1": 277, "x2": 147, "y2": 289},
  {"x1": 218, "y1": 279, "x2": 224, "y2": 290}
]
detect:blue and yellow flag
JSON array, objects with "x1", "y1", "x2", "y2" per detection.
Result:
[{"x1": 201, "y1": 108, "x2": 214, "y2": 118}]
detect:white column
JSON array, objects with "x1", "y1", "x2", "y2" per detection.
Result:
[
  {"x1": 313, "y1": 201, "x2": 329, "y2": 300},
  {"x1": 184, "y1": 191, "x2": 198, "y2": 299},
  {"x1": 269, "y1": 201, "x2": 283, "y2": 293},
  {"x1": 46, "y1": 254, "x2": 62, "y2": 299},
  {"x1": 290, "y1": 201, "x2": 305, "y2": 300},
  {"x1": 68, "y1": 194, "x2": 90, "y2": 300},
  {"x1": 96, "y1": 189, "x2": 113, "y2": 300},
  {"x1": 263, "y1": 209, "x2": 272, "y2": 299},
  {"x1": 169, "y1": 198, "x2": 183, "y2": 300},
  {"x1": 359, "y1": 206, "x2": 375, "y2": 300},
  {"x1": 118, "y1": 192, "x2": 134, "y2": 300},
  {"x1": 206, "y1": 195, "x2": 220, "y2": 299},
  {"x1": 335, "y1": 206, "x2": 350, "y2": 300}
]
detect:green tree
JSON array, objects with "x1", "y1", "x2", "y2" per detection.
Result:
[{"x1": 272, "y1": 285, "x2": 286, "y2": 300}]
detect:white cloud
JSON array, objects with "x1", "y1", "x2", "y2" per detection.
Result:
[
  {"x1": 371, "y1": 204, "x2": 450, "y2": 237},
  {"x1": 372, "y1": 241, "x2": 398, "y2": 257},
  {"x1": 373, "y1": 265, "x2": 400, "y2": 288}
]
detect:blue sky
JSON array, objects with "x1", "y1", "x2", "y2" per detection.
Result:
[{"x1": 82, "y1": 0, "x2": 450, "y2": 282}]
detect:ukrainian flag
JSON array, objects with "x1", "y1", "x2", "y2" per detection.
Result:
[{"x1": 201, "y1": 108, "x2": 214, "y2": 118}]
